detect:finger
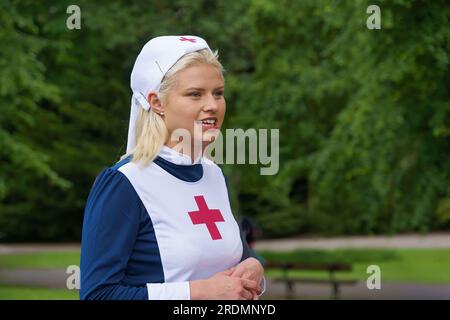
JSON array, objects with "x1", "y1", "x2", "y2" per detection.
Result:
[
  {"x1": 241, "y1": 278, "x2": 258, "y2": 291},
  {"x1": 240, "y1": 288, "x2": 254, "y2": 300},
  {"x1": 230, "y1": 267, "x2": 246, "y2": 278},
  {"x1": 252, "y1": 277, "x2": 262, "y2": 294}
]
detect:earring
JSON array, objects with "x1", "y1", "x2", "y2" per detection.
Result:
[{"x1": 159, "y1": 112, "x2": 164, "y2": 116}]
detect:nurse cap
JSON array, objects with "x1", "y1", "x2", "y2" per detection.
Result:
[{"x1": 127, "y1": 35, "x2": 212, "y2": 153}]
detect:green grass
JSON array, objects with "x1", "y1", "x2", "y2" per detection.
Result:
[
  {"x1": 260, "y1": 248, "x2": 450, "y2": 284},
  {"x1": 0, "y1": 286, "x2": 78, "y2": 300},
  {"x1": 0, "y1": 251, "x2": 80, "y2": 269}
]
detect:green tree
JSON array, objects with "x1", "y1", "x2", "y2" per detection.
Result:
[{"x1": 1, "y1": 0, "x2": 448, "y2": 241}]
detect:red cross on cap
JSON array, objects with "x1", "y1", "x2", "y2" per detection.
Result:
[{"x1": 179, "y1": 36, "x2": 197, "y2": 43}]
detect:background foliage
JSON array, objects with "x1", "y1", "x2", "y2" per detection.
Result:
[{"x1": 0, "y1": 0, "x2": 449, "y2": 241}]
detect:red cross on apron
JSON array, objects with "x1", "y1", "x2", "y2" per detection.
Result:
[{"x1": 188, "y1": 195, "x2": 224, "y2": 240}]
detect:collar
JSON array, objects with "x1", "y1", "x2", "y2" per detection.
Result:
[
  {"x1": 158, "y1": 145, "x2": 203, "y2": 165},
  {"x1": 153, "y1": 146, "x2": 203, "y2": 182}
]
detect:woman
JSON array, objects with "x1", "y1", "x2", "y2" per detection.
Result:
[{"x1": 80, "y1": 35, "x2": 265, "y2": 300}]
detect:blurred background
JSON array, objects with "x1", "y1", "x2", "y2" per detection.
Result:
[{"x1": 0, "y1": 0, "x2": 449, "y2": 299}]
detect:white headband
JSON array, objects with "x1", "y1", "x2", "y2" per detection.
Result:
[{"x1": 126, "y1": 35, "x2": 212, "y2": 153}]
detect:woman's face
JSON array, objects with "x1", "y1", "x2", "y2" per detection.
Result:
[{"x1": 162, "y1": 64, "x2": 226, "y2": 152}]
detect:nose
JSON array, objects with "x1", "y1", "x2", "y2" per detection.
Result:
[{"x1": 202, "y1": 93, "x2": 220, "y2": 113}]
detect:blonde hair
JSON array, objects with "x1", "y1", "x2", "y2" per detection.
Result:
[{"x1": 119, "y1": 48, "x2": 224, "y2": 167}]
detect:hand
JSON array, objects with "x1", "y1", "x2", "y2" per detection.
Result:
[
  {"x1": 190, "y1": 269, "x2": 259, "y2": 300},
  {"x1": 228, "y1": 257, "x2": 265, "y2": 299}
]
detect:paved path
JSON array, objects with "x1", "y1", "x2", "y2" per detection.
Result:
[
  {"x1": 0, "y1": 268, "x2": 69, "y2": 289},
  {"x1": 254, "y1": 232, "x2": 450, "y2": 251},
  {"x1": 2, "y1": 233, "x2": 449, "y2": 255},
  {"x1": 0, "y1": 243, "x2": 80, "y2": 255},
  {"x1": 262, "y1": 279, "x2": 450, "y2": 300}
]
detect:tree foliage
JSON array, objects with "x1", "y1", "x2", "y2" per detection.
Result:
[{"x1": 0, "y1": 0, "x2": 448, "y2": 241}]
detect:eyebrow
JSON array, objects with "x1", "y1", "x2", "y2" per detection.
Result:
[{"x1": 184, "y1": 86, "x2": 225, "y2": 91}]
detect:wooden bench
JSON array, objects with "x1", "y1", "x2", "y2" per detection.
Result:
[{"x1": 265, "y1": 261, "x2": 359, "y2": 299}]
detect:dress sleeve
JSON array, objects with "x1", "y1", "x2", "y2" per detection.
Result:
[{"x1": 80, "y1": 167, "x2": 190, "y2": 300}]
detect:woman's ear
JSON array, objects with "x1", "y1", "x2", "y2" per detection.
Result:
[{"x1": 147, "y1": 91, "x2": 164, "y2": 115}]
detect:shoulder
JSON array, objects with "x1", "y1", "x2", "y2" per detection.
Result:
[
  {"x1": 202, "y1": 157, "x2": 227, "y2": 178},
  {"x1": 201, "y1": 157, "x2": 231, "y2": 188},
  {"x1": 202, "y1": 156, "x2": 223, "y2": 173},
  {"x1": 91, "y1": 155, "x2": 132, "y2": 188},
  {"x1": 88, "y1": 155, "x2": 138, "y2": 207},
  {"x1": 85, "y1": 156, "x2": 145, "y2": 221}
]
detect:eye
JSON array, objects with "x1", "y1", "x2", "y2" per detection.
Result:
[
  {"x1": 214, "y1": 91, "x2": 224, "y2": 97},
  {"x1": 189, "y1": 92, "x2": 201, "y2": 97}
]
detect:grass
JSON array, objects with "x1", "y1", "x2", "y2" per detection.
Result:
[
  {"x1": 0, "y1": 251, "x2": 80, "y2": 269},
  {"x1": 260, "y1": 248, "x2": 450, "y2": 284},
  {"x1": 0, "y1": 286, "x2": 78, "y2": 300}
]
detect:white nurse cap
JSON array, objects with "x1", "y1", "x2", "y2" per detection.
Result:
[{"x1": 126, "y1": 35, "x2": 212, "y2": 153}]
